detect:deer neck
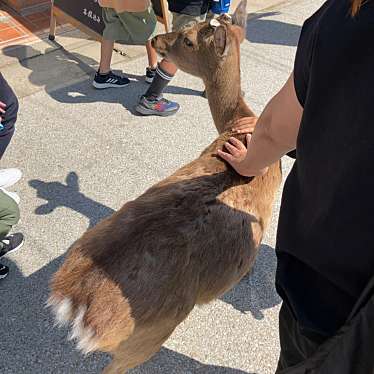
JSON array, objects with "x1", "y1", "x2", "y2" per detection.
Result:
[{"x1": 204, "y1": 58, "x2": 255, "y2": 134}]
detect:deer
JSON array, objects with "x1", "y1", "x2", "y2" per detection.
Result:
[{"x1": 48, "y1": 1, "x2": 282, "y2": 372}]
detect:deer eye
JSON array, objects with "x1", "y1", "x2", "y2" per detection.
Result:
[{"x1": 184, "y1": 37, "x2": 194, "y2": 47}]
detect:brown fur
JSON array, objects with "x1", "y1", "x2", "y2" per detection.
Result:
[{"x1": 49, "y1": 1, "x2": 282, "y2": 372}]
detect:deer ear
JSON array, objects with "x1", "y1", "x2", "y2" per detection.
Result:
[
  {"x1": 232, "y1": 0, "x2": 247, "y2": 42},
  {"x1": 214, "y1": 25, "x2": 229, "y2": 57}
]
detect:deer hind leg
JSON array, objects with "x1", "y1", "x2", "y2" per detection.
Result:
[{"x1": 102, "y1": 325, "x2": 176, "y2": 374}]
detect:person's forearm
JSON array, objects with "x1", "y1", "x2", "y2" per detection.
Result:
[
  {"x1": 219, "y1": 73, "x2": 302, "y2": 176},
  {"x1": 241, "y1": 98, "x2": 298, "y2": 175}
]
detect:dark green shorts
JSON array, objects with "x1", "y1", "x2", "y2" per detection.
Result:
[
  {"x1": 102, "y1": 6, "x2": 158, "y2": 45},
  {"x1": 0, "y1": 189, "x2": 20, "y2": 240}
]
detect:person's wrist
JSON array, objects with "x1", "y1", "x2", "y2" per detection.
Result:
[{"x1": 237, "y1": 165, "x2": 268, "y2": 177}]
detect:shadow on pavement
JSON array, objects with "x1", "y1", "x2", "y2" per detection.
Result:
[
  {"x1": 46, "y1": 73, "x2": 202, "y2": 116},
  {"x1": 131, "y1": 347, "x2": 257, "y2": 373},
  {"x1": 247, "y1": 12, "x2": 301, "y2": 47},
  {"x1": 0, "y1": 259, "x2": 255, "y2": 373},
  {"x1": 221, "y1": 244, "x2": 281, "y2": 319},
  {"x1": 2, "y1": 45, "x2": 203, "y2": 113},
  {"x1": 0, "y1": 256, "x2": 111, "y2": 373},
  {"x1": 29, "y1": 171, "x2": 115, "y2": 229}
]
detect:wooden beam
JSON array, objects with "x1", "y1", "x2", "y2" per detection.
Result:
[
  {"x1": 48, "y1": 2, "x2": 57, "y2": 41},
  {"x1": 158, "y1": 0, "x2": 169, "y2": 32}
]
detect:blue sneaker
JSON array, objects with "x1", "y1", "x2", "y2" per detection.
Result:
[{"x1": 135, "y1": 95, "x2": 180, "y2": 116}]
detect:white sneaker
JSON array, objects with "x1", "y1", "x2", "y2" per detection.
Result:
[
  {"x1": 0, "y1": 168, "x2": 22, "y2": 188},
  {"x1": 0, "y1": 188, "x2": 20, "y2": 205}
]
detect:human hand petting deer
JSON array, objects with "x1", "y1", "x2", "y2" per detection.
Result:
[
  {"x1": 218, "y1": 134, "x2": 263, "y2": 177},
  {"x1": 217, "y1": 116, "x2": 259, "y2": 176},
  {"x1": 218, "y1": 73, "x2": 303, "y2": 177}
]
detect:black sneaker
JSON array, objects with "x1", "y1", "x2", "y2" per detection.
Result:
[
  {"x1": 145, "y1": 67, "x2": 156, "y2": 84},
  {"x1": 0, "y1": 233, "x2": 24, "y2": 258},
  {"x1": 0, "y1": 264, "x2": 9, "y2": 279},
  {"x1": 93, "y1": 71, "x2": 130, "y2": 89}
]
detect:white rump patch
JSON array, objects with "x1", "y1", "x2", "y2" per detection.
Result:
[
  {"x1": 69, "y1": 306, "x2": 99, "y2": 355},
  {"x1": 47, "y1": 297, "x2": 99, "y2": 354},
  {"x1": 47, "y1": 296, "x2": 72, "y2": 327}
]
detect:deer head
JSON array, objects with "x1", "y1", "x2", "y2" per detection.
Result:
[
  {"x1": 152, "y1": 0, "x2": 247, "y2": 80},
  {"x1": 152, "y1": 0, "x2": 253, "y2": 134}
]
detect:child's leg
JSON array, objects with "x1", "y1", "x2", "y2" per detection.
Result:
[
  {"x1": 146, "y1": 40, "x2": 158, "y2": 69},
  {"x1": 146, "y1": 10, "x2": 202, "y2": 89},
  {"x1": 94, "y1": 38, "x2": 130, "y2": 88},
  {"x1": 99, "y1": 39, "x2": 115, "y2": 74},
  {"x1": 135, "y1": 11, "x2": 207, "y2": 116},
  {"x1": 93, "y1": 8, "x2": 130, "y2": 88},
  {"x1": 144, "y1": 40, "x2": 160, "y2": 83},
  {"x1": 136, "y1": 57, "x2": 180, "y2": 116},
  {"x1": 144, "y1": 58, "x2": 177, "y2": 97},
  {"x1": 158, "y1": 59, "x2": 177, "y2": 78}
]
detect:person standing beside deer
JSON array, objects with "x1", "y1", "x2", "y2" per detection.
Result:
[{"x1": 219, "y1": 0, "x2": 374, "y2": 371}]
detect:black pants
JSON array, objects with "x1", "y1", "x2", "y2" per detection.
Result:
[
  {"x1": 275, "y1": 276, "x2": 374, "y2": 374},
  {"x1": 0, "y1": 73, "x2": 18, "y2": 159},
  {"x1": 276, "y1": 303, "x2": 328, "y2": 373}
]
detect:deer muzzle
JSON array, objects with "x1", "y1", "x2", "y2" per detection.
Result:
[{"x1": 151, "y1": 32, "x2": 178, "y2": 58}]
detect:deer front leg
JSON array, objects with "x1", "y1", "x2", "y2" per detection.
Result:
[{"x1": 101, "y1": 324, "x2": 178, "y2": 374}]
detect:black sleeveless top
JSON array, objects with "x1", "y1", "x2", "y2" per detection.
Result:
[{"x1": 276, "y1": 0, "x2": 374, "y2": 337}]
